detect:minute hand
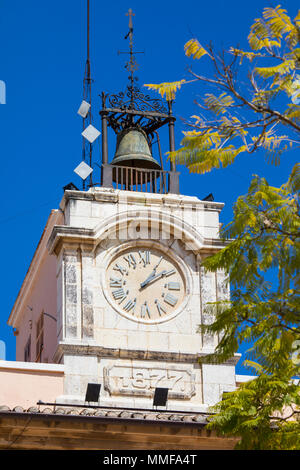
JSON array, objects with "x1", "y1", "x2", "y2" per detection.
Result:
[
  {"x1": 139, "y1": 257, "x2": 163, "y2": 288},
  {"x1": 140, "y1": 270, "x2": 166, "y2": 288}
]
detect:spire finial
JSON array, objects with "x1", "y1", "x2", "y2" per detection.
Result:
[
  {"x1": 124, "y1": 8, "x2": 139, "y2": 90},
  {"x1": 126, "y1": 8, "x2": 135, "y2": 30}
]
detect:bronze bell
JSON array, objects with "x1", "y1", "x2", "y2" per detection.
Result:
[{"x1": 111, "y1": 127, "x2": 161, "y2": 185}]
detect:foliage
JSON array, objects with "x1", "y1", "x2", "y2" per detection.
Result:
[
  {"x1": 200, "y1": 165, "x2": 300, "y2": 449},
  {"x1": 144, "y1": 80, "x2": 186, "y2": 101},
  {"x1": 145, "y1": 5, "x2": 300, "y2": 173},
  {"x1": 209, "y1": 373, "x2": 300, "y2": 450},
  {"x1": 201, "y1": 162, "x2": 300, "y2": 363},
  {"x1": 144, "y1": 5, "x2": 300, "y2": 449}
]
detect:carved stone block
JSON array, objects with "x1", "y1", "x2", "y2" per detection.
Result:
[{"x1": 103, "y1": 363, "x2": 196, "y2": 400}]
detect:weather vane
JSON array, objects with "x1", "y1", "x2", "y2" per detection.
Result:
[{"x1": 102, "y1": 7, "x2": 168, "y2": 126}]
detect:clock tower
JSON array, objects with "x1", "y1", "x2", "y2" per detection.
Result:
[{"x1": 46, "y1": 12, "x2": 239, "y2": 412}]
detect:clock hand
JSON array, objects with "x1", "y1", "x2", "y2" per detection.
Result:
[
  {"x1": 140, "y1": 269, "x2": 156, "y2": 288},
  {"x1": 142, "y1": 256, "x2": 163, "y2": 284},
  {"x1": 147, "y1": 270, "x2": 167, "y2": 285},
  {"x1": 140, "y1": 256, "x2": 164, "y2": 288},
  {"x1": 140, "y1": 270, "x2": 167, "y2": 289},
  {"x1": 153, "y1": 256, "x2": 163, "y2": 270}
]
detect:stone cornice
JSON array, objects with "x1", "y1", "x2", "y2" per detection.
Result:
[
  {"x1": 47, "y1": 225, "x2": 95, "y2": 254},
  {"x1": 54, "y1": 342, "x2": 241, "y2": 366},
  {"x1": 60, "y1": 188, "x2": 225, "y2": 213}
]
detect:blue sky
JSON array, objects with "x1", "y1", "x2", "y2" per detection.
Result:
[{"x1": 0, "y1": 0, "x2": 298, "y2": 373}]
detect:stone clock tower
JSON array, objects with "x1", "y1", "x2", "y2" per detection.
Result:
[
  {"x1": 48, "y1": 185, "x2": 238, "y2": 412},
  {"x1": 45, "y1": 93, "x2": 238, "y2": 411},
  {"x1": 45, "y1": 15, "x2": 239, "y2": 412}
]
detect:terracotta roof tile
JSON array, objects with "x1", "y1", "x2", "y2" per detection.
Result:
[{"x1": 0, "y1": 404, "x2": 209, "y2": 425}]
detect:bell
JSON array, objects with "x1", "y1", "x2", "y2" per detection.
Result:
[{"x1": 111, "y1": 127, "x2": 161, "y2": 185}]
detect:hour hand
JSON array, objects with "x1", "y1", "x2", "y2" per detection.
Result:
[
  {"x1": 140, "y1": 270, "x2": 166, "y2": 288},
  {"x1": 140, "y1": 269, "x2": 156, "y2": 289}
]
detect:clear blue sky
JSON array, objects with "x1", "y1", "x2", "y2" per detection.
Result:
[{"x1": 0, "y1": 0, "x2": 298, "y2": 373}]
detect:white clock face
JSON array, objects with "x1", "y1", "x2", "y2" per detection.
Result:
[{"x1": 106, "y1": 247, "x2": 185, "y2": 322}]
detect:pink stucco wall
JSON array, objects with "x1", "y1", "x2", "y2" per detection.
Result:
[
  {"x1": 15, "y1": 252, "x2": 58, "y2": 363},
  {"x1": 8, "y1": 210, "x2": 63, "y2": 364},
  {"x1": 0, "y1": 360, "x2": 64, "y2": 409}
]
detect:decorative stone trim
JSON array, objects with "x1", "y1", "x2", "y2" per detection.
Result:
[
  {"x1": 60, "y1": 187, "x2": 224, "y2": 213},
  {"x1": 53, "y1": 342, "x2": 240, "y2": 366},
  {"x1": 48, "y1": 208, "x2": 227, "y2": 257}
]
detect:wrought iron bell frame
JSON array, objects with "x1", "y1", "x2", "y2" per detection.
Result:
[{"x1": 99, "y1": 88, "x2": 179, "y2": 194}]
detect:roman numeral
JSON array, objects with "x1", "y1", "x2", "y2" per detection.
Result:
[
  {"x1": 155, "y1": 299, "x2": 166, "y2": 316},
  {"x1": 140, "y1": 301, "x2": 151, "y2": 319},
  {"x1": 112, "y1": 288, "x2": 129, "y2": 303},
  {"x1": 165, "y1": 281, "x2": 180, "y2": 291},
  {"x1": 163, "y1": 293, "x2": 178, "y2": 307},
  {"x1": 138, "y1": 250, "x2": 151, "y2": 267},
  {"x1": 123, "y1": 254, "x2": 137, "y2": 269},
  {"x1": 112, "y1": 288, "x2": 125, "y2": 299},
  {"x1": 113, "y1": 263, "x2": 127, "y2": 275},
  {"x1": 123, "y1": 298, "x2": 137, "y2": 313},
  {"x1": 110, "y1": 276, "x2": 124, "y2": 288}
]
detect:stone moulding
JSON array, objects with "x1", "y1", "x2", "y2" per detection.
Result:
[
  {"x1": 47, "y1": 208, "x2": 227, "y2": 257},
  {"x1": 59, "y1": 187, "x2": 225, "y2": 211},
  {"x1": 53, "y1": 342, "x2": 241, "y2": 366}
]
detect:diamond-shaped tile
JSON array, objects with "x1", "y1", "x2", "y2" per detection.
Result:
[
  {"x1": 74, "y1": 161, "x2": 93, "y2": 180},
  {"x1": 77, "y1": 100, "x2": 91, "y2": 118},
  {"x1": 81, "y1": 124, "x2": 101, "y2": 143}
]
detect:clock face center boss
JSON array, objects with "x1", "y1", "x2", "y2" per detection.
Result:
[{"x1": 105, "y1": 247, "x2": 186, "y2": 323}]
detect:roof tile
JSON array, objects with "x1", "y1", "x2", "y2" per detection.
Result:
[{"x1": 0, "y1": 404, "x2": 209, "y2": 425}]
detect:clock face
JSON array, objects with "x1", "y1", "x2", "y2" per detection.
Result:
[{"x1": 106, "y1": 247, "x2": 185, "y2": 322}]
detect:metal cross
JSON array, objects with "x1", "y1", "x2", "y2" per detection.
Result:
[
  {"x1": 126, "y1": 8, "x2": 135, "y2": 30},
  {"x1": 124, "y1": 8, "x2": 138, "y2": 77},
  {"x1": 118, "y1": 9, "x2": 144, "y2": 108}
]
